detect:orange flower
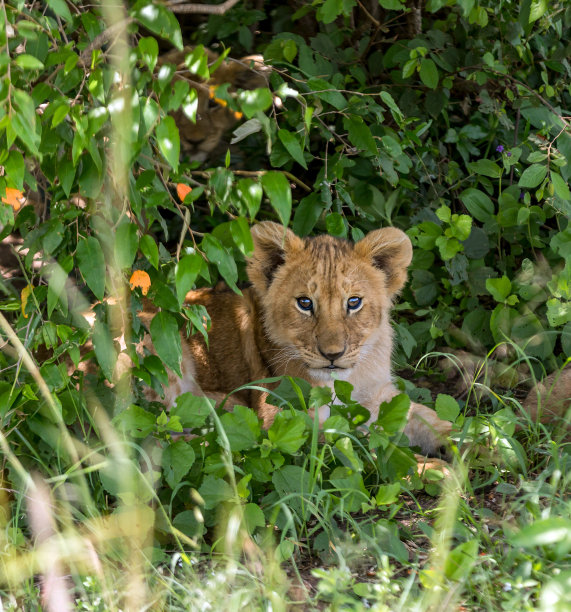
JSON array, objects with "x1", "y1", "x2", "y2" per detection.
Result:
[
  {"x1": 233, "y1": 111, "x2": 243, "y2": 120},
  {"x1": 176, "y1": 183, "x2": 192, "y2": 202},
  {"x1": 129, "y1": 270, "x2": 151, "y2": 296},
  {"x1": 2, "y1": 188, "x2": 24, "y2": 211},
  {"x1": 213, "y1": 97, "x2": 227, "y2": 107},
  {"x1": 21, "y1": 284, "x2": 33, "y2": 318},
  {"x1": 208, "y1": 85, "x2": 216, "y2": 99}
]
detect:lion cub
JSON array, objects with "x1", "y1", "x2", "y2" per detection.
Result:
[{"x1": 151, "y1": 222, "x2": 452, "y2": 456}]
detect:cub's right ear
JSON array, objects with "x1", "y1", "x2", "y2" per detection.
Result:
[{"x1": 247, "y1": 222, "x2": 303, "y2": 289}]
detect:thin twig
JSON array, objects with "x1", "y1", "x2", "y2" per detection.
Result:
[{"x1": 168, "y1": 0, "x2": 240, "y2": 15}]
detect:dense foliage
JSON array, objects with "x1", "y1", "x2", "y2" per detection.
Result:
[{"x1": 0, "y1": 0, "x2": 569, "y2": 609}]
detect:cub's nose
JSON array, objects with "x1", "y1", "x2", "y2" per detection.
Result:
[{"x1": 318, "y1": 347, "x2": 346, "y2": 362}]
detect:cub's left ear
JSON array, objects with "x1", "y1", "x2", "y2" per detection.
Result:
[{"x1": 355, "y1": 227, "x2": 413, "y2": 295}]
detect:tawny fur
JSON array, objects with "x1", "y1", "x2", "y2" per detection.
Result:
[{"x1": 144, "y1": 222, "x2": 452, "y2": 456}]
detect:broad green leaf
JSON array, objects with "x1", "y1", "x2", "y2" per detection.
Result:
[
  {"x1": 76, "y1": 236, "x2": 106, "y2": 300},
  {"x1": 156, "y1": 116, "x2": 180, "y2": 172},
  {"x1": 235, "y1": 178, "x2": 263, "y2": 219},
  {"x1": 92, "y1": 319, "x2": 117, "y2": 382},
  {"x1": 376, "y1": 393, "x2": 410, "y2": 435},
  {"x1": 345, "y1": 116, "x2": 377, "y2": 155},
  {"x1": 131, "y1": 0, "x2": 183, "y2": 49},
  {"x1": 375, "y1": 483, "x2": 401, "y2": 505},
  {"x1": 244, "y1": 503, "x2": 266, "y2": 534},
  {"x1": 140, "y1": 234, "x2": 159, "y2": 269},
  {"x1": 113, "y1": 405, "x2": 155, "y2": 438},
  {"x1": 307, "y1": 78, "x2": 348, "y2": 110},
  {"x1": 238, "y1": 88, "x2": 273, "y2": 118},
  {"x1": 435, "y1": 394, "x2": 460, "y2": 421},
  {"x1": 380, "y1": 91, "x2": 404, "y2": 122},
  {"x1": 379, "y1": 0, "x2": 404, "y2": 7},
  {"x1": 230, "y1": 217, "x2": 254, "y2": 256},
  {"x1": 170, "y1": 392, "x2": 213, "y2": 428},
  {"x1": 162, "y1": 440, "x2": 195, "y2": 488},
  {"x1": 419, "y1": 58, "x2": 439, "y2": 89},
  {"x1": 444, "y1": 539, "x2": 479, "y2": 580},
  {"x1": 551, "y1": 171, "x2": 571, "y2": 201},
  {"x1": 46, "y1": 0, "x2": 72, "y2": 21},
  {"x1": 268, "y1": 412, "x2": 307, "y2": 454},
  {"x1": 325, "y1": 212, "x2": 347, "y2": 237},
  {"x1": 198, "y1": 475, "x2": 235, "y2": 509},
  {"x1": 261, "y1": 171, "x2": 292, "y2": 226},
  {"x1": 202, "y1": 234, "x2": 239, "y2": 293},
  {"x1": 486, "y1": 275, "x2": 511, "y2": 302},
  {"x1": 14, "y1": 54, "x2": 44, "y2": 70},
  {"x1": 292, "y1": 193, "x2": 322, "y2": 237},
  {"x1": 529, "y1": 0, "x2": 548, "y2": 23},
  {"x1": 114, "y1": 223, "x2": 139, "y2": 269},
  {"x1": 518, "y1": 163, "x2": 547, "y2": 188},
  {"x1": 220, "y1": 405, "x2": 261, "y2": 451},
  {"x1": 435, "y1": 236, "x2": 462, "y2": 260},
  {"x1": 175, "y1": 253, "x2": 202, "y2": 305},
  {"x1": 138, "y1": 36, "x2": 159, "y2": 71},
  {"x1": 510, "y1": 517, "x2": 571, "y2": 548},
  {"x1": 278, "y1": 129, "x2": 308, "y2": 168},
  {"x1": 460, "y1": 188, "x2": 494, "y2": 222},
  {"x1": 4, "y1": 150, "x2": 25, "y2": 191},
  {"x1": 150, "y1": 311, "x2": 182, "y2": 377},
  {"x1": 468, "y1": 159, "x2": 502, "y2": 178}
]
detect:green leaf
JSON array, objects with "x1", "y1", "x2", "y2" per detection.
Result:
[
  {"x1": 444, "y1": 539, "x2": 479, "y2": 580},
  {"x1": 92, "y1": 319, "x2": 117, "y2": 382},
  {"x1": 236, "y1": 178, "x2": 263, "y2": 219},
  {"x1": 435, "y1": 394, "x2": 460, "y2": 422},
  {"x1": 435, "y1": 236, "x2": 462, "y2": 260},
  {"x1": 307, "y1": 78, "x2": 348, "y2": 110},
  {"x1": 278, "y1": 129, "x2": 308, "y2": 168},
  {"x1": 419, "y1": 58, "x2": 439, "y2": 89},
  {"x1": 460, "y1": 188, "x2": 495, "y2": 222},
  {"x1": 131, "y1": 0, "x2": 183, "y2": 49},
  {"x1": 14, "y1": 54, "x2": 44, "y2": 70},
  {"x1": 518, "y1": 163, "x2": 547, "y2": 188},
  {"x1": 376, "y1": 394, "x2": 410, "y2": 435},
  {"x1": 202, "y1": 234, "x2": 239, "y2": 293},
  {"x1": 4, "y1": 151, "x2": 25, "y2": 191},
  {"x1": 150, "y1": 311, "x2": 182, "y2": 378},
  {"x1": 345, "y1": 116, "x2": 377, "y2": 155},
  {"x1": 220, "y1": 405, "x2": 261, "y2": 451},
  {"x1": 551, "y1": 171, "x2": 571, "y2": 201},
  {"x1": 156, "y1": 116, "x2": 180, "y2": 172},
  {"x1": 138, "y1": 36, "x2": 159, "y2": 71},
  {"x1": 76, "y1": 236, "x2": 106, "y2": 300},
  {"x1": 486, "y1": 275, "x2": 511, "y2": 302},
  {"x1": 175, "y1": 253, "x2": 202, "y2": 305},
  {"x1": 375, "y1": 483, "x2": 401, "y2": 505},
  {"x1": 198, "y1": 475, "x2": 235, "y2": 509},
  {"x1": 261, "y1": 171, "x2": 292, "y2": 227},
  {"x1": 140, "y1": 234, "x2": 159, "y2": 269},
  {"x1": 468, "y1": 159, "x2": 502, "y2": 178},
  {"x1": 170, "y1": 392, "x2": 213, "y2": 428},
  {"x1": 114, "y1": 223, "x2": 139, "y2": 269},
  {"x1": 162, "y1": 440, "x2": 195, "y2": 488},
  {"x1": 510, "y1": 517, "x2": 571, "y2": 548},
  {"x1": 46, "y1": 0, "x2": 72, "y2": 21},
  {"x1": 113, "y1": 405, "x2": 155, "y2": 438},
  {"x1": 230, "y1": 217, "x2": 254, "y2": 256},
  {"x1": 380, "y1": 91, "x2": 404, "y2": 122},
  {"x1": 268, "y1": 412, "x2": 307, "y2": 454},
  {"x1": 244, "y1": 503, "x2": 266, "y2": 534},
  {"x1": 292, "y1": 193, "x2": 322, "y2": 237},
  {"x1": 325, "y1": 212, "x2": 347, "y2": 237},
  {"x1": 238, "y1": 88, "x2": 273, "y2": 118}
]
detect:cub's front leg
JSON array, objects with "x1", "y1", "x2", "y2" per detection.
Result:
[{"x1": 404, "y1": 401, "x2": 452, "y2": 457}]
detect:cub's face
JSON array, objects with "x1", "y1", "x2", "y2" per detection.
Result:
[{"x1": 247, "y1": 222, "x2": 413, "y2": 380}]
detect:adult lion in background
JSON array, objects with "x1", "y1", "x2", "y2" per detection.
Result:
[{"x1": 141, "y1": 222, "x2": 453, "y2": 456}]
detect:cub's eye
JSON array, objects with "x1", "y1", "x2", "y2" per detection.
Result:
[
  {"x1": 347, "y1": 296, "x2": 362, "y2": 311},
  {"x1": 296, "y1": 297, "x2": 313, "y2": 312}
]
